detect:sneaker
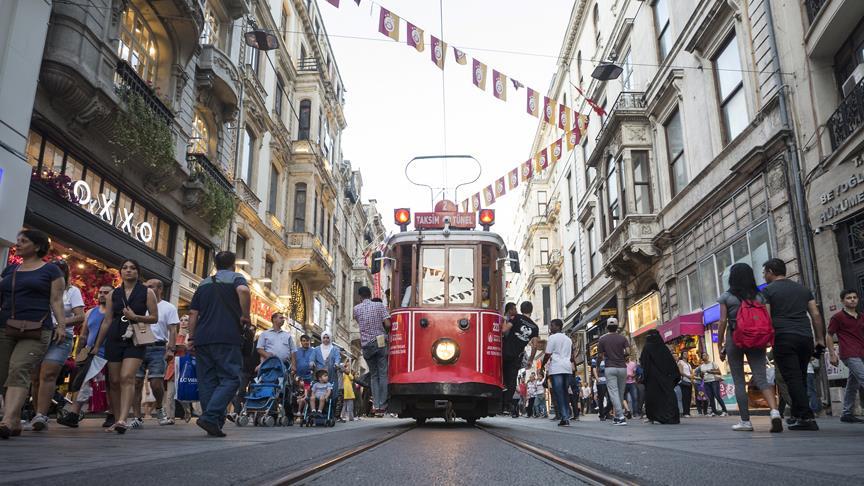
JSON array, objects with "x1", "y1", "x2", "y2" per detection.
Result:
[
  {"x1": 785, "y1": 417, "x2": 798, "y2": 426},
  {"x1": 840, "y1": 414, "x2": 864, "y2": 424},
  {"x1": 732, "y1": 421, "x2": 754, "y2": 431},
  {"x1": 57, "y1": 413, "x2": 80, "y2": 428},
  {"x1": 225, "y1": 413, "x2": 237, "y2": 423},
  {"x1": 130, "y1": 418, "x2": 144, "y2": 429},
  {"x1": 557, "y1": 419, "x2": 570, "y2": 427},
  {"x1": 102, "y1": 414, "x2": 116, "y2": 428},
  {"x1": 770, "y1": 409, "x2": 783, "y2": 433},
  {"x1": 719, "y1": 412, "x2": 729, "y2": 417},
  {"x1": 612, "y1": 418, "x2": 628, "y2": 426},
  {"x1": 682, "y1": 414, "x2": 691, "y2": 418},
  {"x1": 159, "y1": 417, "x2": 175, "y2": 426},
  {"x1": 30, "y1": 414, "x2": 48, "y2": 432},
  {"x1": 788, "y1": 419, "x2": 819, "y2": 431},
  {"x1": 153, "y1": 409, "x2": 166, "y2": 421},
  {"x1": 196, "y1": 418, "x2": 226, "y2": 437}
]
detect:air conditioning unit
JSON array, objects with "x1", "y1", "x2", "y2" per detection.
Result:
[{"x1": 841, "y1": 63, "x2": 864, "y2": 97}]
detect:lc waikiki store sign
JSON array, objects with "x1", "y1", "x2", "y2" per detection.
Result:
[{"x1": 70, "y1": 179, "x2": 154, "y2": 244}]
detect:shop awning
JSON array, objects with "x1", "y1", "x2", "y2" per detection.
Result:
[
  {"x1": 703, "y1": 303, "x2": 720, "y2": 325},
  {"x1": 573, "y1": 298, "x2": 617, "y2": 331},
  {"x1": 659, "y1": 310, "x2": 704, "y2": 343}
]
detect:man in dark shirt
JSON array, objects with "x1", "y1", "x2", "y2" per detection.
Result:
[
  {"x1": 501, "y1": 301, "x2": 539, "y2": 417},
  {"x1": 188, "y1": 251, "x2": 251, "y2": 437},
  {"x1": 762, "y1": 258, "x2": 825, "y2": 431},
  {"x1": 597, "y1": 317, "x2": 630, "y2": 425},
  {"x1": 827, "y1": 289, "x2": 864, "y2": 423}
]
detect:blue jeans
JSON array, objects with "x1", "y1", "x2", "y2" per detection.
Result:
[
  {"x1": 842, "y1": 357, "x2": 864, "y2": 416},
  {"x1": 624, "y1": 383, "x2": 638, "y2": 415},
  {"x1": 534, "y1": 394, "x2": 546, "y2": 416},
  {"x1": 196, "y1": 343, "x2": 242, "y2": 428},
  {"x1": 362, "y1": 340, "x2": 389, "y2": 410},
  {"x1": 550, "y1": 374, "x2": 570, "y2": 421},
  {"x1": 806, "y1": 373, "x2": 820, "y2": 414}
]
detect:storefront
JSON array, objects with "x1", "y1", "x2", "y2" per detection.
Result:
[
  {"x1": 21, "y1": 129, "x2": 177, "y2": 287},
  {"x1": 626, "y1": 291, "x2": 661, "y2": 354}
]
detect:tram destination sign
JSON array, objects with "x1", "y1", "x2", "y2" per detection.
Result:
[{"x1": 414, "y1": 212, "x2": 476, "y2": 229}]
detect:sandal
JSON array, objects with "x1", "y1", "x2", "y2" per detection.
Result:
[{"x1": 114, "y1": 421, "x2": 127, "y2": 434}]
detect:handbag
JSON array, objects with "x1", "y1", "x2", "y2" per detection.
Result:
[
  {"x1": 176, "y1": 355, "x2": 199, "y2": 401},
  {"x1": 5, "y1": 267, "x2": 48, "y2": 340},
  {"x1": 119, "y1": 285, "x2": 156, "y2": 347}
]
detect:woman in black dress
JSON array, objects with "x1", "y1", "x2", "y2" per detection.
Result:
[
  {"x1": 92, "y1": 259, "x2": 157, "y2": 433},
  {"x1": 640, "y1": 329, "x2": 681, "y2": 424}
]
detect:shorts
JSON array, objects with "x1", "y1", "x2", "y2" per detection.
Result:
[
  {"x1": 42, "y1": 337, "x2": 73, "y2": 365},
  {"x1": 0, "y1": 329, "x2": 51, "y2": 388},
  {"x1": 136, "y1": 343, "x2": 167, "y2": 379},
  {"x1": 105, "y1": 318, "x2": 146, "y2": 363}
]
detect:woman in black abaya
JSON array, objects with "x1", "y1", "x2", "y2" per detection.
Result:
[{"x1": 640, "y1": 329, "x2": 681, "y2": 424}]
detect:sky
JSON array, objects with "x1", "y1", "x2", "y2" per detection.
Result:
[{"x1": 317, "y1": 0, "x2": 573, "y2": 241}]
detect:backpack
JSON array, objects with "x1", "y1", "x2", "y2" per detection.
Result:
[{"x1": 732, "y1": 298, "x2": 774, "y2": 349}]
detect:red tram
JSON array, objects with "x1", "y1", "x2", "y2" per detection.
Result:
[{"x1": 371, "y1": 200, "x2": 520, "y2": 424}]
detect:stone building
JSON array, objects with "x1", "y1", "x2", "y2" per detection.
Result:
[{"x1": 513, "y1": 0, "x2": 813, "y2": 380}]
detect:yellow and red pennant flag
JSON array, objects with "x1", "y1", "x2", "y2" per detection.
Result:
[
  {"x1": 527, "y1": 88, "x2": 540, "y2": 117},
  {"x1": 453, "y1": 47, "x2": 467, "y2": 65},
  {"x1": 472, "y1": 59, "x2": 487, "y2": 91},
  {"x1": 431, "y1": 36, "x2": 446, "y2": 70},
  {"x1": 461, "y1": 199, "x2": 469, "y2": 213},
  {"x1": 576, "y1": 113, "x2": 589, "y2": 135},
  {"x1": 521, "y1": 159, "x2": 534, "y2": 182},
  {"x1": 535, "y1": 148, "x2": 549, "y2": 172},
  {"x1": 551, "y1": 138, "x2": 563, "y2": 164},
  {"x1": 483, "y1": 185, "x2": 496, "y2": 206},
  {"x1": 492, "y1": 70, "x2": 507, "y2": 101},
  {"x1": 471, "y1": 193, "x2": 482, "y2": 212},
  {"x1": 378, "y1": 7, "x2": 400, "y2": 41},
  {"x1": 407, "y1": 22, "x2": 424, "y2": 52},
  {"x1": 558, "y1": 104, "x2": 571, "y2": 131},
  {"x1": 543, "y1": 96, "x2": 556, "y2": 125},
  {"x1": 566, "y1": 129, "x2": 580, "y2": 151},
  {"x1": 494, "y1": 176, "x2": 506, "y2": 198},
  {"x1": 508, "y1": 168, "x2": 519, "y2": 190}
]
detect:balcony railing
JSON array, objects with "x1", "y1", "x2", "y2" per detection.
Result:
[
  {"x1": 234, "y1": 178, "x2": 260, "y2": 211},
  {"x1": 186, "y1": 153, "x2": 233, "y2": 193},
  {"x1": 114, "y1": 60, "x2": 173, "y2": 124},
  {"x1": 828, "y1": 77, "x2": 864, "y2": 151},
  {"x1": 596, "y1": 91, "x2": 646, "y2": 143},
  {"x1": 297, "y1": 57, "x2": 319, "y2": 72},
  {"x1": 805, "y1": 0, "x2": 828, "y2": 23}
]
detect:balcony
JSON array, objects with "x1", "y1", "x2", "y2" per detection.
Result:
[
  {"x1": 283, "y1": 231, "x2": 335, "y2": 291},
  {"x1": 234, "y1": 179, "x2": 260, "y2": 211},
  {"x1": 828, "y1": 77, "x2": 864, "y2": 151},
  {"x1": 599, "y1": 215, "x2": 661, "y2": 281},
  {"x1": 297, "y1": 57, "x2": 319, "y2": 72},
  {"x1": 805, "y1": 0, "x2": 828, "y2": 23},
  {"x1": 186, "y1": 153, "x2": 233, "y2": 193},
  {"x1": 589, "y1": 91, "x2": 649, "y2": 167},
  {"x1": 114, "y1": 60, "x2": 173, "y2": 124},
  {"x1": 196, "y1": 45, "x2": 240, "y2": 110}
]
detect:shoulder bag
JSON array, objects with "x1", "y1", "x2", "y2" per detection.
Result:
[
  {"x1": 5, "y1": 267, "x2": 48, "y2": 340},
  {"x1": 121, "y1": 285, "x2": 156, "y2": 347}
]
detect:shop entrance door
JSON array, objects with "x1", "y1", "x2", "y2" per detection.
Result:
[{"x1": 837, "y1": 213, "x2": 864, "y2": 305}]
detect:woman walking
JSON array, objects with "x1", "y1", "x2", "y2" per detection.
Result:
[
  {"x1": 0, "y1": 230, "x2": 66, "y2": 439},
  {"x1": 30, "y1": 259, "x2": 84, "y2": 431},
  {"x1": 676, "y1": 352, "x2": 694, "y2": 417},
  {"x1": 640, "y1": 329, "x2": 681, "y2": 424},
  {"x1": 92, "y1": 259, "x2": 158, "y2": 434},
  {"x1": 718, "y1": 263, "x2": 782, "y2": 432}
]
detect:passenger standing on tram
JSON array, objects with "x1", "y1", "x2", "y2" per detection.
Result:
[{"x1": 501, "y1": 301, "x2": 539, "y2": 418}]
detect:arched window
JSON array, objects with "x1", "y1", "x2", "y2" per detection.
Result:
[
  {"x1": 298, "y1": 99, "x2": 312, "y2": 140},
  {"x1": 118, "y1": 6, "x2": 158, "y2": 83},
  {"x1": 289, "y1": 280, "x2": 307, "y2": 324},
  {"x1": 189, "y1": 110, "x2": 211, "y2": 156},
  {"x1": 200, "y1": 3, "x2": 219, "y2": 45},
  {"x1": 293, "y1": 183, "x2": 307, "y2": 232}
]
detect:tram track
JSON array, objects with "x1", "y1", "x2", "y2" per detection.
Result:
[{"x1": 263, "y1": 421, "x2": 638, "y2": 486}]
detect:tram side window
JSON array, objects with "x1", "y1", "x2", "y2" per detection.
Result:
[
  {"x1": 481, "y1": 246, "x2": 494, "y2": 309},
  {"x1": 449, "y1": 248, "x2": 474, "y2": 305},
  {"x1": 399, "y1": 245, "x2": 412, "y2": 307},
  {"x1": 421, "y1": 248, "x2": 446, "y2": 304}
]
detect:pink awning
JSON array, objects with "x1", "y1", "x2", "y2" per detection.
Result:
[{"x1": 659, "y1": 311, "x2": 705, "y2": 343}]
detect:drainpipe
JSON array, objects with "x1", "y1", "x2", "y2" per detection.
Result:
[
  {"x1": 763, "y1": 0, "x2": 831, "y2": 414},
  {"x1": 762, "y1": 0, "x2": 818, "y2": 294}
]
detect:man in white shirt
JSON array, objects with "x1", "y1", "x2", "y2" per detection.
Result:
[
  {"x1": 542, "y1": 319, "x2": 573, "y2": 426},
  {"x1": 257, "y1": 312, "x2": 298, "y2": 372},
  {"x1": 698, "y1": 352, "x2": 728, "y2": 416},
  {"x1": 135, "y1": 279, "x2": 180, "y2": 426}
]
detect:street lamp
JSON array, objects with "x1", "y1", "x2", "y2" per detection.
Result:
[
  {"x1": 591, "y1": 61, "x2": 623, "y2": 81},
  {"x1": 244, "y1": 29, "x2": 279, "y2": 51}
]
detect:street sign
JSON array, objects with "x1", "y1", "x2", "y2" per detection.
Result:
[{"x1": 414, "y1": 212, "x2": 476, "y2": 229}]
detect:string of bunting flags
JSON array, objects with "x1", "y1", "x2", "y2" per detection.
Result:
[{"x1": 322, "y1": 0, "x2": 601, "y2": 209}]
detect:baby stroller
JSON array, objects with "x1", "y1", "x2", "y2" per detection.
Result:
[
  {"x1": 301, "y1": 382, "x2": 336, "y2": 427},
  {"x1": 236, "y1": 357, "x2": 293, "y2": 427}
]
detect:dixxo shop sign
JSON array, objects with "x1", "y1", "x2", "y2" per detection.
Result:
[{"x1": 71, "y1": 179, "x2": 154, "y2": 244}]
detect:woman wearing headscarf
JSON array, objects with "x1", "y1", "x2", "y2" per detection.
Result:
[{"x1": 640, "y1": 329, "x2": 681, "y2": 424}]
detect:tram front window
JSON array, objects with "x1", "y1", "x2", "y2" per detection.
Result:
[
  {"x1": 449, "y1": 248, "x2": 474, "y2": 304},
  {"x1": 421, "y1": 248, "x2": 445, "y2": 304}
]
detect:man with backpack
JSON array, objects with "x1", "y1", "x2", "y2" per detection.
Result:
[{"x1": 763, "y1": 258, "x2": 826, "y2": 431}]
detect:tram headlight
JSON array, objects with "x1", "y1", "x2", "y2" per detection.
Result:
[{"x1": 432, "y1": 338, "x2": 460, "y2": 364}]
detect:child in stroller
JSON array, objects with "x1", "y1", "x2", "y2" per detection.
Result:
[
  {"x1": 236, "y1": 356, "x2": 292, "y2": 427},
  {"x1": 302, "y1": 369, "x2": 335, "y2": 427}
]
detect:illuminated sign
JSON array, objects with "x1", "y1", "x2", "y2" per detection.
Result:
[
  {"x1": 71, "y1": 179, "x2": 153, "y2": 243},
  {"x1": 414, "y1": 212, "x2": 476, "y2": 229}
]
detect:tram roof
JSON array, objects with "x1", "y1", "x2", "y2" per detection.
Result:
[{"x1": 386, "y1": 230, "x2": 507, "y2": 248}]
